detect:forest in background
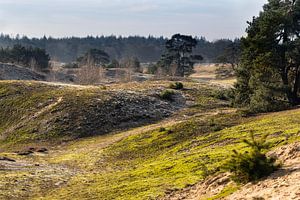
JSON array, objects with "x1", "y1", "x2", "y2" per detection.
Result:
[{"x1": 0, "y1": 34, "x2": 238, "y2": 63}]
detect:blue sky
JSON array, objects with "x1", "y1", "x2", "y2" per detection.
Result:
[{"x1": 0, "y1": 0, "x2": 267, "y2": 40}]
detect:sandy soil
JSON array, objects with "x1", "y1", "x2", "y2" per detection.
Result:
[
  {"x1": 162, "y1": 142, "x2": 300, "y2": 200},
  {"x1": 190, "y1": 64, "x2": 236, "y2": 88},
  {"x1": 226, "y1": 142, "x2": 300, "y2": 200}
]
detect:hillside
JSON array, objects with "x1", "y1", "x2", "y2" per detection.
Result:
[
  {"x1": 226, "y1": 142, "x2": 300, "y2": 199},
  {"x1": 0, "y1": 80, "x2": 185, "y2": 149},
  {"x1": 0, "y1": 80, "x2": 299, "y2": 200},
  {"x1": 0, "y1": 63, "x2": 45, "y2": 81}
]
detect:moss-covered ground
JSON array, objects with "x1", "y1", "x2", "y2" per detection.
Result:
[
  {"x1": 0, "y1": 80, "x2": 299, "y2": 199},
  {"x1": 0, "y1": 80, "x2": 185, "y2": 149}
]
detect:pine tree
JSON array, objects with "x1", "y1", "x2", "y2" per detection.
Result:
[
  {"x1": 159, "y1": 34, "x2": 203, "y2": 77},
  {"x1": 234, "y1": 0, "x2": 300, "y2": 112},
  {"x1": 225, "y1": 132, "x2": 279, "y2": 183}
]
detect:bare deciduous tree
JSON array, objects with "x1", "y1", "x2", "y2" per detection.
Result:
[{"x1": 76, "y1": 55, "x2": 106, "y2": 85}]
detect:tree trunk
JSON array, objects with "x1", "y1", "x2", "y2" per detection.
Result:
[
  {"x1": 280, "y1": 28, "x2": 299, "y2": 104},
  {"x1": 281, "y1": 70, "x2": 295, "y2": 104},
  {"x1": 292, "y1": 67, "x2": 300, "y2": 104},
  {"x1": 230, "y1": 63, "x2": 235, "y2": 71}
]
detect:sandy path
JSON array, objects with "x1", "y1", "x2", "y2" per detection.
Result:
[{"x1": 190, "y1": 64, "x2": 236, "y2": 88}]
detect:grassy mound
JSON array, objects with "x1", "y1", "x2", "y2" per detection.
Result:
[
  {"x1": 1, "y1": 80, "x2": 299, "y2": 200},
  {"x1": 0, "y1": 81, "x2": 182, "y2": 148},
  {"x1": 43, "y1": 108, "x2": 300, "y2": 200},
  {"x1": 0, "y1": 63, "x2": 45, "y2": 81}
]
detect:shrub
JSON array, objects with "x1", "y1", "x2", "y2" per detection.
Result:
[
  {"x1": 169, "y1": 82, "x2": 184, "y2": 90},
  {"x1": 212, "y1": 89, "x2": 233, "y2": 101},
  {"x1": 211, "y1": 125, "x2": 222, "y2": 132},
  {"x1": 147, "y1": 64, "x2": 158, "y2": 74},
  {"x1": 160, "y1": 90, "x2": 175, "y2": 101},
  {"x1": 225, "y1": 133, "x2": 279, "y2": 183},
  {"x1": 159, "y1": 127, "x2": 166, "y2": 132},
  {"x1": 63, "y1": 62, "x2": 79, "y2": 68},
  {"x1": 247, "y1": 87, "x2": 289, "y2": 114}
]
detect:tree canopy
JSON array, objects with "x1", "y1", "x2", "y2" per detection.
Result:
[
  {"x1": 216, "y1": 39, "x2": 241, "y2": 69},
  {"x1": 0, "y1": 34, "x2": 237, "y2": 63},
  {"x1": 77, "y1": 49, "x2": 110, "y2": 67},
  {"x1": 158, "y1": 34, "x2": 203, "y2": 77},
  {"x1": 0, "y1": 45, "x2": 50, "y2": 71},
  {"x1": 234, "y1": 0, "x2": 300, "y2": 112}
]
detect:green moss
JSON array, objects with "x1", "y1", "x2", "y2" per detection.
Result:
[
  {"x1": 41, "y1": 107, "x2": 300, "y2": 200},
  {"x1": 1, "y1": 80, "x2": 179, "y2": 147},
  {"x1": 1, "y1": 80, "x2": 300, "y2": 200}
]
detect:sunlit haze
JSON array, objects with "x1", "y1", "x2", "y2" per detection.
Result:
[{"x1": 0, "y1": 0, "x2": 267, "y2": 40}]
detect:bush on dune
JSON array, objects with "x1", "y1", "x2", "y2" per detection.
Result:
[{"x1": 225, "y1": 132, "x2": 280, "y2": 183}]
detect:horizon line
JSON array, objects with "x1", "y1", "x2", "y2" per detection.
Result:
[{"x1": 0, "y1": 32, "x2": 242, "y2": 42}]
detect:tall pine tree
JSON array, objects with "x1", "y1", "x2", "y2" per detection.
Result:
[
  {"x1": 159, "y1": 34, "x2": 203, "y2": 77},
  {"x1": 234, "y1": 0, "x2": 300, "y2": 112}
]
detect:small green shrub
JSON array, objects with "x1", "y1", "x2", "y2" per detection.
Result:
[
  {"x1": 208, "y1": 119, "x2": 222, "y2": 132},
  {"x1": 160, "y1": 90, "x2": 175, "y2": 101},
  {"x1": 63, "y1": 62, "x2": 79, "y2": 68},
  {"x1": 159, "y1": 127, "x2": 166, "y2": 132},
  {"x1": 225, "y1": 133, "x2": 279, "y2": 183},
  {"x1": 169, "y1": 82, "x2": 184, "y2": 90},
  {"x1": 212, "y1": 89, "x2": 233, "y2": 101},
  {"x1": 212, "y1": 125, "x2": 223, "y2": 132},
  {"x1": 147, "y1": 64, "x2": 158, "y2": 74},
  {"x1": 208, "y1": 119, "x2": 217, "y2": 127}
]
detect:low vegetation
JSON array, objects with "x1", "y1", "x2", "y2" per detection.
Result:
[
  {"x1": 211, "y1": 88, "x2": 233, "y2": 101},
  {"x1": 159, "y1": 89, "x2": 175, "y2": 101},
  {"x1": 39, "y1": 100, "x2": 300, "y2": 200},
  {"x1": 169, "y1": 82, "x2": 184, "y2": 90},
  {"x1": 1, "y1": 1, "x2": 300, "y2": 199},
  {"x1": 0, "y1": 79, "x2": 299, "y2": 199},
  {"x1": 225, "y1": 133, "x2": 280, "y2": 183},
  {"x1": 0, "y1": 81, "x2": 182, "y2": 149}
]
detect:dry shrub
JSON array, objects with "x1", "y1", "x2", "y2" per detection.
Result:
[{"x1": 77, "y1": 65, "x2": 105, "y2": 85}]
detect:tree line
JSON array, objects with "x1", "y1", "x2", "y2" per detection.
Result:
[
  {"x1": 1, "y1": 0, "x2": 297, "y2": 115},
  {"x1": 0, "y1": 45, "x2": 50, "y2": 71},
  {"x1": 0, "y1": 34, "x2": 239, "y2": 63}
]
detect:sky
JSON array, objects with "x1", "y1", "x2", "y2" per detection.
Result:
[{"x1": 0, "y1": 0, "x2": 267, "y2": 41}]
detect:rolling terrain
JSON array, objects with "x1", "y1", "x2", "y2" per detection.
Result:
[
  {"x1": 0, "y1": 68, "x2": 299, "y2": 199},
  {"x1": 0, "y1": 63, "x2": 45, "y2": 81}
]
